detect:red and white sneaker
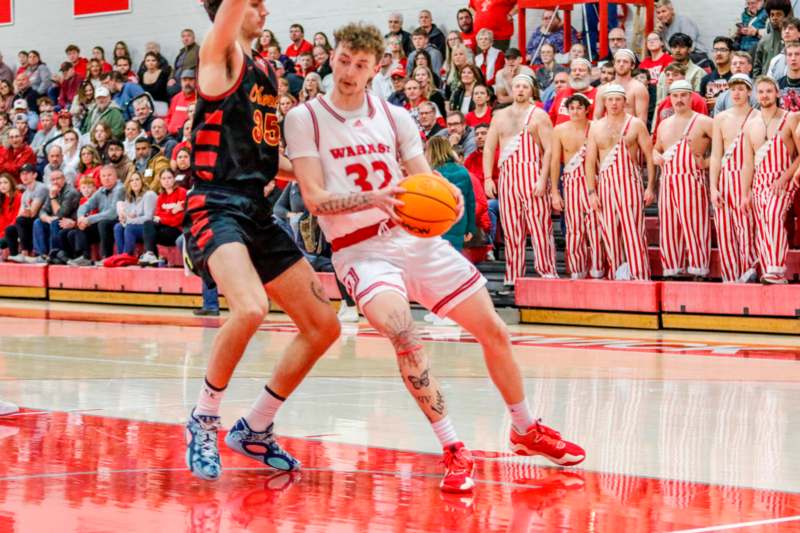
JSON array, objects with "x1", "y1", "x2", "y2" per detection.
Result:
[
  {"x1": 510, "y1": 420, "x2": 585, "y2": 466},
  {"x1": 440, "y1": 442, "x2": 475, "y2": 493}
]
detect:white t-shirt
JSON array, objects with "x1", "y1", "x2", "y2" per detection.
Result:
[{"x1": 284, "y1": 93, "x2": 423, "y2": 240}]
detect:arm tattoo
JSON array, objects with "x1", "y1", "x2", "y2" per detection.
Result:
[
  {"x1": 384, "y1": 309, "x2": 422, "y2": 356},
  {"x1": 316, "y1": 192, "x2": 375, "y2": 215},
  {"x1": 310, "y1": 280, "x2": 329, "y2": 304}
]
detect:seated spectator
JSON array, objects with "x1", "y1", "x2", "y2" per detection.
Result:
[
  {"x1": 299, "y1": 73, "x2": 324, "y2": 102},
  {"x1": 294, "y1": 52, "x2": 315, "y2": 78},
  {"x1": 11, "y1": 99, "x2": 37, "y2": 135},
  {"x1": 494, "y1": 48, "x2": 535, "y2": 105},
  {"x1": 407, "y1": 29, "x2": 444, "y2": 76},
  {"x1": 64, "y1": 45, "x2": 89, "y2": 79},
  {"x1": 56, "y1": 108, "x2": 74, "y2": 135},
  {"x1": 413, "y1": 66, "x2": 446, "y2": 116},
  {"x1": 387, "y1": 68, "x2": 408, "y2": 107},
  {"x1": 568, "y1": 43, "x2": 587, "y2": 63},
  {"x1": 313, "y1": 45, "x2": 333, "y2": 80},
  {"x1": 457, "y1": 8, "x2": 477, "y2": 52},
  {"x1": 449, "y1": 64, "x2": 483, "y2": 114},
  {"x1": 777, "y1": 41, "x2": 800, "y2": 112},
  {"x1": 466, "y1": 84, "x2": 493, "y2": 127},
  {"x1": 599, "y1": 27, "x2": 633, "y2": 65},
  {"x1": 403, "y1": 79, "x2": 428, "y2": 124},
  {"x1": 735, "y1": 0, "x2": 768, "y2": 53},
  {"x1": 66, "y1": 164, "x2": 124, "y2": 266},
  {"x1": 70, "y1": 81, "x2": 95, "y2": 130},
  {"x1": 640, "y1": 33, "x2": 672, "y2": 86},
  {"x1": 418, "y1": 9, "x2": 447, "y2": 56},
  {"x1": 652, "y1": 63, "x2": 709, "y2": 136},
  {"x1": 106, "y1": 139, "x2": 133, "y2": 182},
  {"x1": 131, "y1": 96, "x2": 155, "y2": 133},
  {"x1": 74, "y1": 145, "x2": 102, "y2": 188},
  {"x1": 549, "y1": 59, "x2": 598, "y2": 124},
  {"x1": 418, "y1": 101, "x2": 445, "y2": 139},
  {"x1": 43, "y1": 144, "x2": 76, "y2": 187},
  {"x1": 170, "y1": 119, "x2": 193, "y2": 164},
  {"x1": 105, "y1": 72, "x2": 145, "y2": 120},
  {"x1": 767, "y1": 17, "x2": 800, "y2": 80},
  {"x1": 475, "y1": 29, "x2": 505, "y2": 86},
  {"x1": 13, "y1": 73, "x2": 38, "y2": 114},
  {"x1": 15, "y1": 52, "x2": 28, "y2": 77},
  {"x1": 0, "y1": 112, "x2": 9, "y2": 147},
  {"x1": 0, "y1": 80, "x2": 13, "y2": 114},
  {"x1": 463, "y1": 123, "x2": 499, "y2": 251},
  {"x1": 655, "y1": 0, "x2": 708, "y2": 54},
  {"x1": 169, "y1": 29, "x2": 199, "y2": 96},
  {"x1": 32, "y1": 169, "x2": 79, "y2": 263},
  {"x1": 656, "y1": 33, "x2": 705, "y2": 103},
  {"x1": 285, "y1": 23, "x2": 314, "y2": 58},
  {"x1": 543, "y1": 71, "x2": 570, "y2": 110},
  {"x1": 91, "y1": 47, "x2": 113, "y2": 73},
  {"x1": 533, "y1": 43, "x2": 567, "y2": 92},
  {"x1": 85, "y1": 59, "x2": 105, "y2": 90},
  {"x1": 386, "y1": 12, "x2": 414, "y2": 56},
  {"x1": 172, "y1": 146, "x2": 193, "y2": 189},
  {"x1": 410, "y1": 50, "x2": 442, "y2": 87},
  {"x1": 701, "y1": 37, "x2": 735, "y2": 113},
  {"x1": 166, "y1": 70, "x2": 196, "y2": 136},
  {"x1": 0, "y1": 128, "x2": 35, "y2": 178},
  {"x1": 443, "y1": 44, "x2": 473, "y2": 101},
  {"x1": 387, "y1": 35, "x2": 408, "y2": 72},
  {"x1": 444, "y1": 110, "x2": 477, "y2": 157},
  {"x1": 136, "y1": 42, "x2": 171, "y2": 81},
  {"x1": 114, "y1": 56, "x2": 138, "y2": 84},
  {"x1": 526, "y1": 9, "x2": 577, "y2": 63},
  {"x1": 469, "y1": 0, "x2": 516, "y2": 51},
  {"x1": 149, "y1": 118, "x2": 177, "y2": 159},
  {"x1": 25, "y1": 51, "x2": 52, "y2": 97},
  {"x1": 139, "y1": 52, "x2": 171, "y2": 104},
  {"x1": 91, "y1": 121, "x2": 112, "y2": 157},
  {"x1": 123, "y1": 120, "x2": 146, "y2": 160},
  {"x1": 140, "y1": 168, "x2": 186, "y2": 266},
  {"x1": 13, "y1": 112, "x2": 34, "y2": 145},
  {"x1": 371, "y1": 50, "x2": 397, "y2": 100},
  {"x1": 425, "y1": 136, "x2": 475, "y2": 251},
  {"x1": 31, "y1": 112, "x2": 59, "y2": 164},
  {"x1": 56, "y1": 62, "x2": 83, "y2": 111},
  {"x1": 133, "y1": 137, "x2": 169, "y2": 189},
  {"x1": 713, "y1": 52, "x2": 758, "y2": 115},
  {"x1": 752, "y1": 0, "x2": 791, "y2": 76},
  {"x1": 59, "y1": 129, "x2": 81, "y2": 176},
  {"x1": 84, "y1": 87, "x2": 124, "y2": 139},
  {"x1": 113, "y1": 170, "x2": 156, "y2": 259},
  {"x1": 0, "y1": 173, "x2": 20, "y2": 239},
  {"x1": 3, "y1": 164, "x2": 46, "y2": 261}
]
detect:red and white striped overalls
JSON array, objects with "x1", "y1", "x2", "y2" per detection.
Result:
[
  {"x1": 658, "y1": 113, "x2": 711, "y2": 277},
  {"x1": 715, "y1": 110, "x2": 756, "y2": 282},
  {"x1": 498, "y1": 106, "x2": 557, "y2": 285},
  {"x1": 752, "y1": 112, "x2": 797, "y2": 276},
  {"x1": 563, "y1": 124, "x2": 606, "y2": 278},
  {"x1": 597, "y1": 116, "x2": 650, "y2": 280}
]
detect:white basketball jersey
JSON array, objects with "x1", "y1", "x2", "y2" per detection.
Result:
[{"x1": 299, "y1": 94, "x2": 408, "y2": 241}]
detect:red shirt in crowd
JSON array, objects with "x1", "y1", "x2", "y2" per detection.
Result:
[
  {"x1": 548, "y1": 86, "x2": 598, "y2": 125},
  {"x1": 284, "y1": 40, "x2": 314, "y2": 58},
  {"x1": 464, "y1": 146, "x2": 499, "y2": 184},
  {"x1": 461, "y1": 31, "x2": 478, "y2": 53},
  {"x1": 166, "y1": 90, "x2": 197, "y2": 136},
  {"x1": 466, "y1": 107, "x2": 493, "y2": 128},
  {"x1": 0, "y1": 193, "x2": 21, "y2": 236},
  {"x1": 75, "y1": 166, "x2": 102, "y2": 189},
  {"x1": 57, "y1": 74, "x2": 84, "y2": 110},
  {"x1": 71, "y1": 57, "x2": 89, "y2": 79},
  {"x1": 639, "y1": 54, "x2": 673, "y2": 86},
  {"x1": 469, "y1": 0, "x2": 517, "y2": 41},
  {"x1": 652, "y1": 91, "x2": 708, "y2": 141},
  {"x1": 155, "y1": 187, "x2": 188, "y2": 228},
  {"x1": 0, "y1": 145, "x2": 36, "y2": 179}
]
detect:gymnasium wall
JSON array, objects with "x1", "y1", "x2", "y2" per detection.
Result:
[{"x1": 1, "y1": 0, "x2": 743, "y2": 70}]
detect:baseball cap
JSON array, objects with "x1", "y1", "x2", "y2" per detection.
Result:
[
  {"x1": 95, "y1": 86, "x2": 111, "y2": 98},
  {"x1": 728, "y1": 73, "x2": 753, "y2": 88},
  {"x1": 181, "y1": 69, "x2": 196, "y2": 79},
  {"x1": 13, "y1": 99, "x2": 28, "y2": 110},
  {"x1": 668, "y1": 80, "x2": 693, "y2": 94},
  {"x1": 20, "y1": 164, "x2": 37, "y2": 174},
  {"x1": 391, "y1": 67, "x2": 406, "y2": 79}
]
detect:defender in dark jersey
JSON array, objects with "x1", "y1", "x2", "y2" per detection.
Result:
[{"x1": 184, "y1": 0, "x2": 340, "y2": 481}]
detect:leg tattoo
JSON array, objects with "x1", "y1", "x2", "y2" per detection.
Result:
[{"x1": 310, "y1": 280, "x2": 329, "y2": 305}]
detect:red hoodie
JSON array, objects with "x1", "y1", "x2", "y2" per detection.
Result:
[
  {"x1": 0, "y1": 193, "x2": 21, "y2": 235},
  {"x1": 155, "y1": 187, "x2": 188, "y2": 228}
]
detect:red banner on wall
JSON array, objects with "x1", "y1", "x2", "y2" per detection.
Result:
[
  {"x1": 0, "y1": 0, "x2": 13, "y2": 26},
  {"x1": 74, "y1": 0, "x2": 130, "y2": 17}
]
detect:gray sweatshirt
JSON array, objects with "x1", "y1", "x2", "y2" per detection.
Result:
[
  {"x1": 119, "y1": 190, "x2": 156, "y2": 225},
  {"x1": 78, "y1": 182, "x2": 125, "y2": 225}
]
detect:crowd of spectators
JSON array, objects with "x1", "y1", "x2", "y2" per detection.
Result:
[{"x1": 0, "y1": 0, "x2": 798, "y2": 290}]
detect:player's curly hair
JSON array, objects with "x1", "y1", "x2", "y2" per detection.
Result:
[
  {"x1": 333, "y1": 22, "x2": 385, "y2": 62},
  {"x1": 203, "y1": 0, "x2": 223, "y2": 22}
]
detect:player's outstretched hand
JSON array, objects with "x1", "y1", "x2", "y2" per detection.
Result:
[{"x1": 378, "y1": 186, "x2": 407, "y2": 222}]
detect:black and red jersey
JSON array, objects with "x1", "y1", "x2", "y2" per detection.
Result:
[{"x1": 192, "y1": 50, "x2": 280, "y2": 193}]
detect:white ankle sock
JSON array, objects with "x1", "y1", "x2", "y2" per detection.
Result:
[
  {"x1": 195, "y1": 378, "x2": 225, "y2": 417},
  {"x1": 508, "y1": 400, "x2": 535, "y2": 433},
  {"x1": 244, "y1": 386, "x2": 285, "y2": 432},
  {"x1": 431, "y1": 416, "x2": 460, "y2": 447}
]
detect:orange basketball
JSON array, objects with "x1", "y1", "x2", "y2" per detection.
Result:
[{"x1": 395, "y1": 173, "x2": 458, "y2": 238}]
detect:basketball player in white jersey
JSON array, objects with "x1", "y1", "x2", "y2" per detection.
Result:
[{"x1": 285, "y1": 23, "x2": 585, "y2": 494}]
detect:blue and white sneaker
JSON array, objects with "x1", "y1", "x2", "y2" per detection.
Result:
[
  {"x1": 224, "y1": 418, "x2": 301, "y2": 471},
  {"x1": 185, "y1": 408, "x2": 222, "y2": 480}
]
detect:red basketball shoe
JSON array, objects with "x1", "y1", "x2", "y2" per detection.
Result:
[
  {"x1": 440, "y1": 442, "x2": 475, "y2": 493},
  {"x1": 510, "y1": 420, "x2": 585, "y2": 466}
]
